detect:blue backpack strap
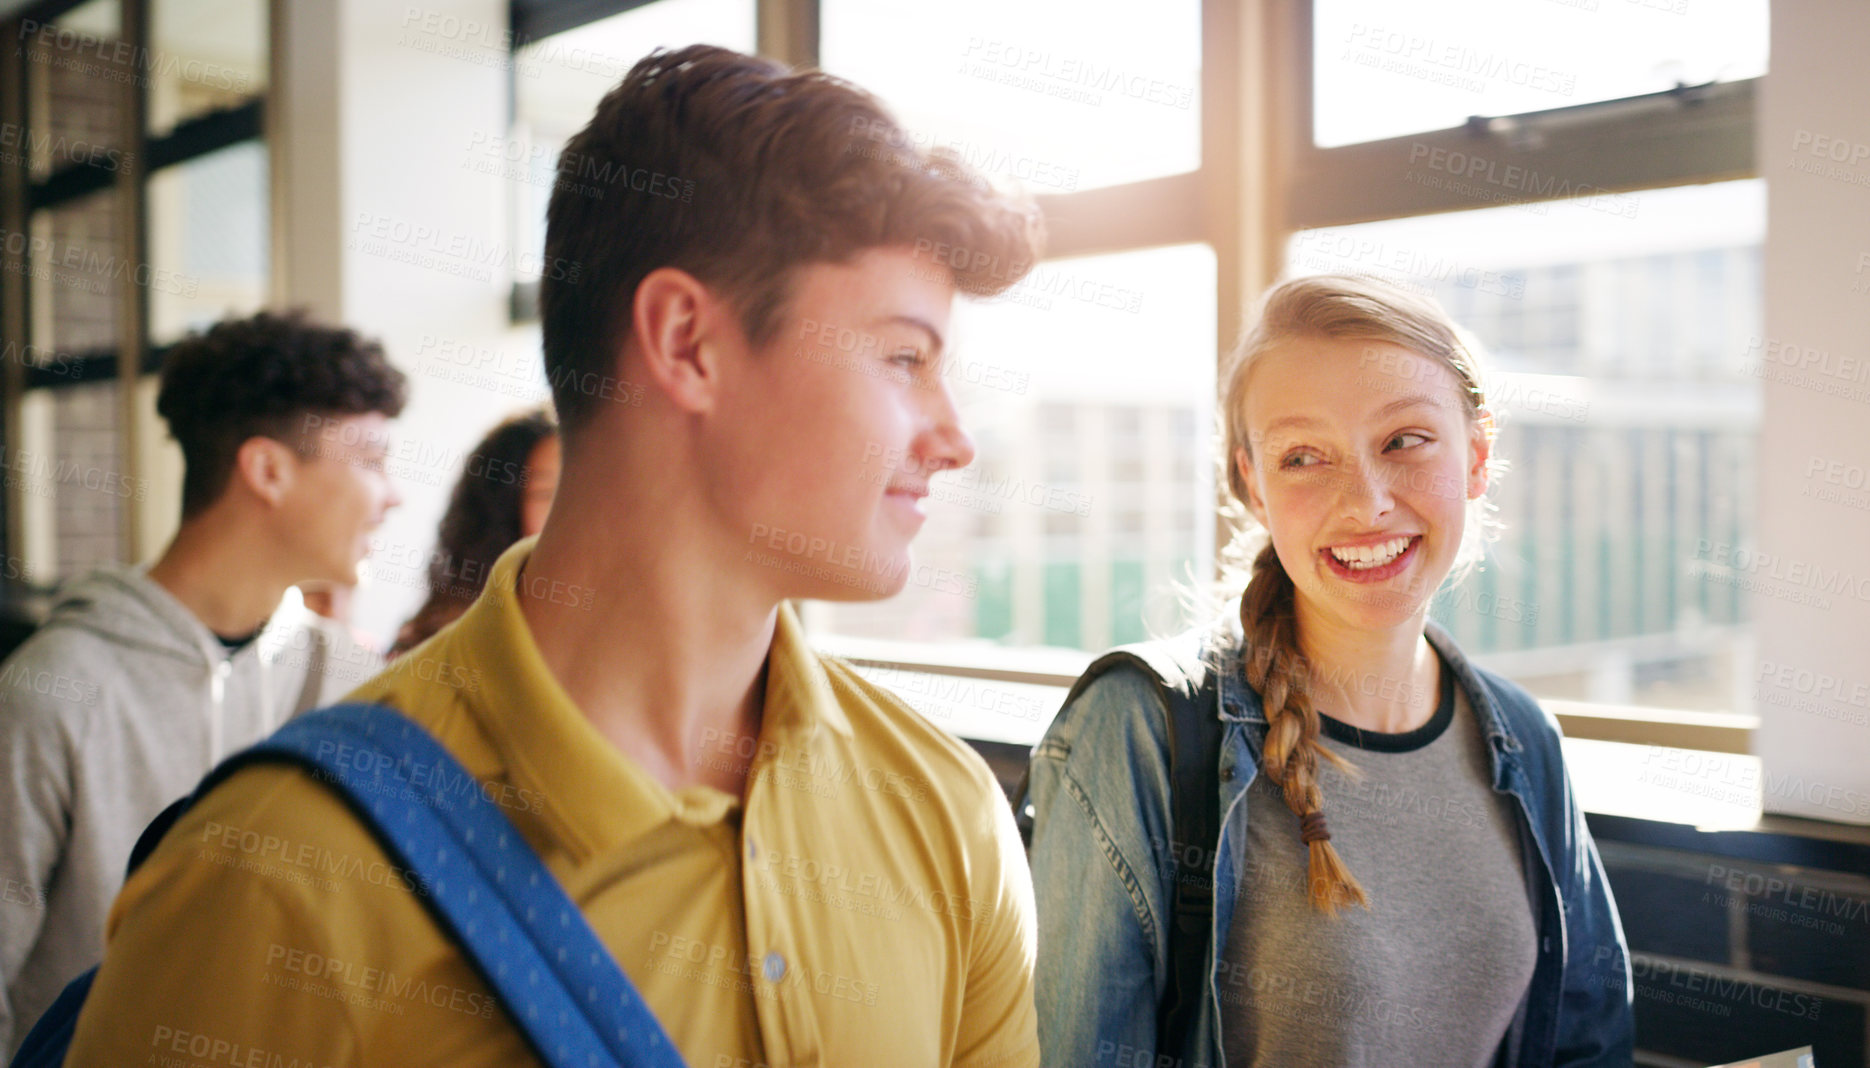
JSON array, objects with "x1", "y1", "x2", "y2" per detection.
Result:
[
  {"x1": 225, "y1": 703, "x2": 687, "y2": 1068},
  {"x1": 10, "y1": 702, "x2": 687, "y2": 1068}
]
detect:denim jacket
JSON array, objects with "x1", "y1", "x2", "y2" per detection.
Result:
[{"x1": 1024, "y1": 617, "x2": 1634, "y2": 1068}]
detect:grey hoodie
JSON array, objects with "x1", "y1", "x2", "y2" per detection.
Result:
[{"x1": 0, "y1": 566, "x2": 383, "y2": 1055}]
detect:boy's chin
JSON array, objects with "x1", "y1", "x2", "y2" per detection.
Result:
[{"x1": 799, "y1": 569, "x2": 908, "y2": 603}]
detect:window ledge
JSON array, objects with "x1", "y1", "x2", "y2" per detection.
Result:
[
  {"x1": 817, "y1": 637, "x2": 1760, "y2": 755},
  {"x1": 1548, "y1": 700, "x2": 1757, "y2": 755}
]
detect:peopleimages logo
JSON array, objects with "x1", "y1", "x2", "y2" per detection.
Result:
[
  {"x1": 145, "y1": 1026, "x2": 334, "y2": 1068},
  {"x1": 1290, "y1": 231, "x2": 1526, "y2": 300},
  {"x1": 265, "y1": 942, "x2": 497, "y2": 1019},
  {"x1": 17, "y1": 19, "x2": 251, "y2": 93},
  {"x1": 1691, "y1": 539, "x2": 1870, "y2": 603},
  {"x1": 1792, "y1": 129, "x2": 1870, "y2": 167},
  {"x1": 0, "y1": 121, "x2": 129, "y2": 173},
  {"x1": 957, "y1": 38, "x2": 1194, "y2": 110},
  {"x1": 0, "y1": 227, "x2": 199, "y2": 298},
  {"x1": 1407, "y1": 144, "x2": 1638, "y2": 218},
  {"x1": 1342, "y1": 24, "x2": 1577, "y2": 99},
  {"x1": 348, "y1": 211, "x2": 582, "y2": 285},
  {"x1": 1739, "y1": 335, "x2": 1870, "y2": 404},
  {"x1": 845, "y1": 118, "x2": 1081, "y2": 192}
]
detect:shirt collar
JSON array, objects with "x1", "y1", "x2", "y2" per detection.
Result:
[
  {"x1": 764, "y1": 599, "x2": 853, "y2": 739},
  {"x1": 440, "y1": 538, "x2": 850, "y2": 860}
]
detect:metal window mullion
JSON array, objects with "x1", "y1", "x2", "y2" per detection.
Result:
[
  {"x1": 267, "y1": 0, "x2": 286, "y2": 307},
  {"x1": 117, "y1": 0, "x2": 149, "y2": 563},
  {"x1": 1, "y1": 20, "x2": 29, "y2": 566},
  {"x1": 1030, "y1": 172, "x2": 1205, "y2": 262},
  {"x1": 757, "y1": 0, "x2": 817, "y2": 69}
]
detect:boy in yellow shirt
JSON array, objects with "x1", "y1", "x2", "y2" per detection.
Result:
[{"x1": 65, "y1": 44, "x2": 1043, "y2": 1067}]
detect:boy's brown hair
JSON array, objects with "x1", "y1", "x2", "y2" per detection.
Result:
[
  {"x1": 541, "y1": 44, "x2": 1044, "y2": 432},
  {"x1": 156, "y1": 310, "x2": 408, "y2": 518}
]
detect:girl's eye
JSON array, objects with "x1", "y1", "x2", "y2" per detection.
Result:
[
  {"x1": 1386, "y1": 431, "x2": 1430, "y2": 451},
  {"x1": 1279, "y1": 451, "x2": 1320, "y2": 470},
  {"x1": 891, "y1": 348, "x2": 928, "y2": 369}
]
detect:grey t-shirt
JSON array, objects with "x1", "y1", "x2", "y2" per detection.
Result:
[{"x1": 1218, "y1": 660, "x2": 1538, "y2": 1068}]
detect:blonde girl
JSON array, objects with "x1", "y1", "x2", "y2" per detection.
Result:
[{"x1": 1025, "y1": 274, "x2": 1633, "y2": 1067}]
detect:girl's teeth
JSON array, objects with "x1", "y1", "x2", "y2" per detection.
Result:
[{"x1": 1330, "y1": 536, "x2": 1411, "y2": 570}]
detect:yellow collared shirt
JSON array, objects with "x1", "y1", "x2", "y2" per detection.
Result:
[{"x1": 68, "y1": 540, "x2": 1039, "y2": 1068}]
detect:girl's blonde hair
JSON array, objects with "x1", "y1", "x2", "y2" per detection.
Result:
[{"x1": 1219, "y1": 273, "x2": 1496, "y2": 912}]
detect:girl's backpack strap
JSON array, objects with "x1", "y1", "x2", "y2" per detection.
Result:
[{"x1": 1016, "y1": 632, "x2": 1221, "y2": 1045}]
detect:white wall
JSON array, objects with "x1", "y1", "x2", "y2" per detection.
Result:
[
  {"x1": 1754, "y1": 0, "x2": 1870, "y2": 822},
  {"x1": 278, "y1": 0, "x2": 548, "y2": 650}
]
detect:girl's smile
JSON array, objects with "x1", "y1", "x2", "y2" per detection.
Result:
[{"x1": 1320, "y1": 533, "x2": 1422, "y2": 582}]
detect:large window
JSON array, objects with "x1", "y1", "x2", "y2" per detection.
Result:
[{"x1": 1, "y1": 0, "x2": 269, "y2": 574}]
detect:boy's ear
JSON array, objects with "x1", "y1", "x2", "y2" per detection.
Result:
[
  {"x1": 232, "y1": 436, "x2": 296, "y2": 508},
  {"x1": 632, "y1": 266, "x2": 729, "y2": 413}
]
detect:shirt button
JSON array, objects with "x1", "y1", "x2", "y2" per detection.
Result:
[
  {"x1": 1220, "y1": 766, "x2": 1235, "y2": 782},
  {"x1": 762, "y1": 952, "x2": 787, "y2": 982},
  {"x1": 747, "y1": 838, "x2": 758, "y2": 861}
]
